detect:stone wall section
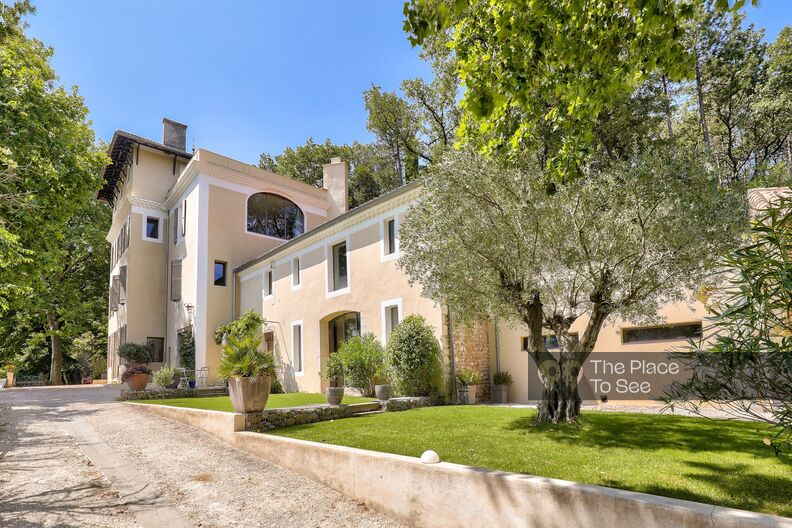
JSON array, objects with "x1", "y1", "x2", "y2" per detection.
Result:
[
  {"x1": 451, "y1": 319, "x2": 492, "y2": 401},
  {"x1": 119, "y1": 387, "x2": 228, "y2": 401}
]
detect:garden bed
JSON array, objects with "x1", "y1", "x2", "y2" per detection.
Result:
[{"x1": 271, "y1": 405, "x2": 792, "y2": 517}]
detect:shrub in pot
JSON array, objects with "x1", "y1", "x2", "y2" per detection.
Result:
[
  {"x1": 323, "y1": 353, "x2": 345, "y2": 405},
  {"x1": 214, "y1": 309, "x2": 265, "y2": 345},
  {"x1": 218, "y1": 332, "x2": 275, "y2": 413},
  {"x1": 336, "y1": 333, "x2": 385, "y2": 398},
  {"x1": 121, "y1": 364, "x2": 153, "y2": 391},
  {"x1": 456, "y1": 368, "x2": 483, "y2": 404},
  {"x1": 491, "y1": 371, "x2": 513, "y2": 404},
  {"x1": 385, "y1": 315, "x2": 442, "y2": 397}
]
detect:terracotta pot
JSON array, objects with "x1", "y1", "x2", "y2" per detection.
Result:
[
  {"x1": 126, "y1": 373, "x2": 149, "y2": 391},
  {"x1": 375, "y1": 384, "x2": 392, "y2": 401},
  {"x1": 228, "y1": 375, "x2": 271, "y2": 413},
  {"x1": 491, "y1": 384, "x2": 508, "y2": 404},
  {"x1": 326, "y1": 386, "x2": 345, "y2": 405}
]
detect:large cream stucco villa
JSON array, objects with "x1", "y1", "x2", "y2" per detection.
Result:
[{"x1": 98, "y1": 118, "x2": 779, "y2": 402}]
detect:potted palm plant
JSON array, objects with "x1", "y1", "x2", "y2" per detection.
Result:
[
  {"x1": 118, "y1": 343, "x2": 153, "y2": 390},
  {"x1": 491, "y1": 371, "x2": 513, "y2": 404},
  {"x1": 218, "y1": 332, "x2": 275, "y2": 413},
  {"x1": 456, "y1": 368, "x2": 483, "y2": 404},
  {"x1": 323, "y1": 354, "x2": 345, "y2": 405}
]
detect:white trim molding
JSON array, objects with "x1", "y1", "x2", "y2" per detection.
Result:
[
  {"x1": 325, "y1": 235, "x2": 351, "y2": 299},
  {"x1": 379, "y1": 215, "x2": 400, "y2": 262}
]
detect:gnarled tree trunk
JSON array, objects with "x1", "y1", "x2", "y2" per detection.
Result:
[{"x1": 536, "y1": 358, "x2": 582, "y2": 423}]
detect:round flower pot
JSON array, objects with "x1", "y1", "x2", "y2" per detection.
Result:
[
  {"x1": 228, "y1": 375, "x2": 271, "y2": 413},
  {"x1": 326, "y1": 386, "x2": 345, "y2": 405},
  {"x1": 126, "y1": 373, "x2": 149, "y2": 391},
  {"x1": 375, "y1": 384, "x2": 392, "y2": 401}
]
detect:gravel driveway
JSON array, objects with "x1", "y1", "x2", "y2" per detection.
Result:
[{"x1": 0, "y1": 386, "x2": 402, "y2": 528}]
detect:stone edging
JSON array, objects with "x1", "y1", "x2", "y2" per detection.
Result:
[{"x1": 118, "y1": 387, "x2": 228, "y2": 401}]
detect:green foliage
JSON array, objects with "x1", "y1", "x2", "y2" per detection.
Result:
[
  {"x1": 214, "y1": 310, "x2": 264, "y2": 345},
  {"x1": 455, "y1": 367, "x2": 482, "y2": 387},
  {"x1": 335, "y1": 333, "x2": 385, "y2": 398},
  {"x1": 70, "y1": 331, "x2": 104, "y2": 379},
  {"x1": 217, "y1": 333, "x2": 275, "y2": 380},
  {"x1": 177, "y1": 327, "x2": 195, "y2": 370},
  {"x1": 118, "y1": 343, "x2": 152, "y2": 365},
  {"x1": 91, "y1": 354, "x2": 106, "y2": 379},
  {"x1": 666, "y1": 195, "x2": 792, "y2": 453},
  {"x1": 493, "y1": 371, "x2": 513, "y2": 386},
  {"x1": 403, "y1": 0, "x2": 748, "y2": 181},
  {"x1": 322, "y1": 353, "x2": 345, "y2": 386},
  {"x1": 385, "y1": 315, "x2": 442, "y2": 396},
  {"x1": 152, "y1": 366, "x2": 177, "y2": 388},
  {"x1": 270, "y1": 376, "x2": 284, "y2": 394}
]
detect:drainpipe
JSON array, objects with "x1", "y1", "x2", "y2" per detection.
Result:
[
  {"x1": 494, "y1": 316, "x2": 501, "y2": 374},
  {"x1": 445, "y1": 303, "x2": 457, "y2": 402},
  {"x1": 231, "y1": 271, "x2": 237, "y2": 320}
]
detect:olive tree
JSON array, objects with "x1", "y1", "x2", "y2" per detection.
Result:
[{"x1": 399, "y1": 148, "x2": 743, "y2": 423}]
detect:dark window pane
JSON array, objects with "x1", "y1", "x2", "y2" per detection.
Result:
[
  {"x1": 543, "y1": 333, "x2": 579, "y2": 349},
  {"x1": 246, "y1": 193, "x2": 305, "y2": 240},
  {"x1": 213, "y1": 261, "x2": 226, "y2": 286},
  {"x1": 623, "y1": 323, "x2": 702, "y2": 343},
  {"x1": 146, "y1": 217, "x2": 159, "y2": 239},
  {"x1": 387, "y1": 219, "x2": 396, "y2": 254},
  {"x1": 329, "y1": 312, "x2": 360, "y2": 353},
  {"x1": 147, "y1": 337, "x2": 164, "y2": 362},
  {"x1": 333, "y1": 242, "x2": 347, "y2": 290}
]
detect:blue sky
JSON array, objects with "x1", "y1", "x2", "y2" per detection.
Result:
[{"x1": 25, "y1": 0, "x2": 791, "y2": 165}]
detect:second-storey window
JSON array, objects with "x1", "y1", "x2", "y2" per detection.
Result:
[
  {"x1": 292, "y1": 257, "x2": 301, "y2": 287},
  {"x1": 332, "y1": 242, "x2": 347, "y2": 291},
  {"x1": 214, "y1": 261, "x2": 227, "y2": 286},
  {"x1": 145, "y1": 217, "x2": 160, "y2": 240},
  {"x1": 264, "y1": 269, "x2": 273, "y2": 296},
  {"x1": 386, "y1": 219, "x2": 396, "y2": 255}
]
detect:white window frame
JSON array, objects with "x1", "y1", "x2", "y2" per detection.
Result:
[
  {"x1": 291, "y1": 256, "x2": 301, "y2": 290},
  {"x1": 142, "y1": 215, "x2": 163, "y2": 243},
  {"x1": 291, "y1": 320, "x2": 304, "y2": 376},
  {"x1": 263, "y1": 267, "x2": 274, "y2": 301},
  {"x1": 325, "y1": 235, "x2": 351, "y2": 298},
  {"x1": 380, "y1": 216, "x2": 399, "y2": 262},
  {"x1": 380, "y1": 298, "x2": 403, "y2": 346}
]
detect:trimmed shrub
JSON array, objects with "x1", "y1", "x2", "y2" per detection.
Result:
[
  {"x1": 270, "y1": 377, "x2": 284, "y2": 394},
  {"x1": 178, "y1": 327, "x2": 195, "y2": 370},
  {"x1": 336, "y1": 333, "x2": 385, "y2": 397},
  {"x1": 385, "y1": 315, "x2": 442, "y2": 396},
  {"x1": 118, "y1": 343, "x2": 152, "y2": 365},
  {"x1": 152, "y1": 366, "x2": 177, "y2": 388},
  {"x1": 322, "y1": 353, "x2": 345, "y2": 387},
  {"x1": 214, "y1": 310, "x2": 265, "y2": 345},
  {"x1": 456, "y1": 367, "x2": 482, "y2": 386}
]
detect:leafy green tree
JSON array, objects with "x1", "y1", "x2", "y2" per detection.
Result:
[
  {"x1": 399, "y1": 147, "x2": 743, "y2": 423},
  {"x1": 259, "y1": 138, "x2": 352, "y2": 188},
  {"x1": 403, "y1": 0, "x2": 748, "y2": 182},
  {"x1": 0, "y1": 2, "x2": 108, "y2": 383},
  {"x1": 336, "y1": 333, "x2": 385, "y2": 398},
  {"x1": 666, "y1": 195, "x2": 792, "y2": 453},
  {"x1": 385, "y1": 314, "x2": 443, "y2": 397}
]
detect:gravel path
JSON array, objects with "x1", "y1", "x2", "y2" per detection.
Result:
[
  {"x1": 0, "y1": 387, "x2": 402, "y2": 528},
  {"x1": 0, "y1": 403, "x2": 135, "y2": 528}
]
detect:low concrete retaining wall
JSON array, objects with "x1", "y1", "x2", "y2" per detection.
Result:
[{"x1": 131, "y1": 402, "x2": 792, "y2": 528}]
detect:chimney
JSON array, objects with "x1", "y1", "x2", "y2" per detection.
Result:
[
  {"x1": 162, "y1": 118, "x2": 187, "y2": 151},
  {"x1": 322, "y1": 157, "x2": 349, "y2": 218}
]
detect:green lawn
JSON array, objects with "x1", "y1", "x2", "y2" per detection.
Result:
[
  {"x1": 134, "y1": 393, "x2": 374, "y2": 412},
  {"x1": 271, "y1": 406, "x2": 792, "y2": 517}
]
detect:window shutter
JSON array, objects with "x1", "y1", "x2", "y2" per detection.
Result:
[
  {"x1": 110, "y1": 275, "x2": 120, "y2": 311},
  {"x1": 171, "y1": 260, "x2": 182, "y2": 301},
  {"x1": 119, "y1": 266, "x2": 127, "y2": 305}
]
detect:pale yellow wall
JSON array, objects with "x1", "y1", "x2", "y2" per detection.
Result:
[
  {"x1": 238, "y1": 204, "x2": 444, "y2": 394},
  {"x1": 129, "y1": 146, "x2": 186, "y2": 203},
  {"x1": 496, "y1": 300, "x2": 710, "y2": 403}
]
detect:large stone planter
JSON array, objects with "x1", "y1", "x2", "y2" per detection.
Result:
[
  {"x1": 491, "y1": 384, "x2": 508, "y2": 404},
  {"x1": 228, "y1": 375, "x2": 272, "y2": 413},
  {"x1": 375, "y1": 384, "x2": 392, "y2": 401},
  {"x1": 326, "y1": 387, "x2": 345, "y2": 405},
  {"x1": 458, "y1": 384, "x2": 481, "y2": 404},
  {"x1": 6, "y1": 368, "x2": 14, "y2": 388},
  {"x1": 126, "y1": 373, "x2": 149, "y2": 391}
]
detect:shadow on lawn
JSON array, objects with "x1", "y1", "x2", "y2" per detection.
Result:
[{"x1": 504, "y1": 412, "x2": 790, "y2": 457}]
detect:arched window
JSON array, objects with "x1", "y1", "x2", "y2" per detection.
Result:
[{"x1": 247, "y1": 193, "x2": 305, "y2": 240}]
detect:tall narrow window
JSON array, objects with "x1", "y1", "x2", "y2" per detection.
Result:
[
  {"x1": 145, "y1": 217, "x2": 159, "y2": 239},
  {"x1": 214, "y1": 261, "x2": 227, "y2": 286},
  {"x1": 292, "y1": 322, "x2": 303, "y2": 373},
  {"x1": 382, "y1": 300, "x2": 402, "y2": 344},
  {"x1": 181, "y1": 199, "x2": 187, "y2": 236},
  {"x1": 264, "y1": 269, "x2": 273, "y2": 296},
  {"x1": 170, "y1": 260, "x2": 182, "y2": 301},
  {"x1": 292, "y1": 257, "x2": 301, "y2": 287},
  {"x1": 171, "y1": 207, "x2": 178, "y2": 244},
  {"x1": 147, "y1": 337, "x2": 164, "y2": 362},
  {"x1": 332, "y1": 242, "x2": 347, "y2": 291},
  {"x1": 386, "y1": 219, "x2": 396, "y2": 255}
]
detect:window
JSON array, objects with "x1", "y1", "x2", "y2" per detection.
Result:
[
  {"x1": 147, "y1": 337, "x2": 164, "y2": 362},
  {"x1": 292, "y1": 322, "x2": 303, "y2": 373},
  {"x1": 264, "y1": 269, "x2": 273, "y2": 296},
  {"x1": 622, "y1": 323, "x2": 702, "y2": 344},
  {"x1": 110, "y1": 275, "x2": 120, "y2": 311},
  {"x1": 247, "y1": 193, "x2": 305, "y2": 240},
  {"x1": 214, "y1": 261, "x2": 227, "y2": 286},
  {"x1": 292, "y1": 257, "x2": 301, "y2": 288},
  {"x1": 170, "y1": 260, "x2": 182, "y2": 301},
  {"x1": 381, "y1": 299, "x2": 402, "y2": 345},
  {"x1": 145, "y1": 217, "x2": 159, "y2": 239},
  {"x1": 332, "y1": 242, "x2": 348, "y2": 291},
  {"x1": 329, "y1": 312, "x2": 360, "y2": 353},
  {"x1": 521, "y1": 334, "x2": 580, "y2": 351},
  {"x1": 181, "y1": 199, "x2": 187, "y2": 236},
  {"x1": 119, "y1": 266, "x2": 127, "y2": 305},
  {"x1": 386, "y1": 219, "x2": 396, "y2": 255},
  {"x1": 171, "y1": 206, "x2": 178, "y2": 244},
  {"x1": 263, "y1": 331, "x2": 274, "y2": 354}
]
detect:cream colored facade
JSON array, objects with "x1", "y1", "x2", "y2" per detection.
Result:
[{"x1": 100, "y1": 119, "x2": 781, "y2": 402}]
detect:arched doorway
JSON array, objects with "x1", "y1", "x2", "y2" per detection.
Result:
[{"x1": 328, "y1": 312, "x2": 361, "y2": 353}]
